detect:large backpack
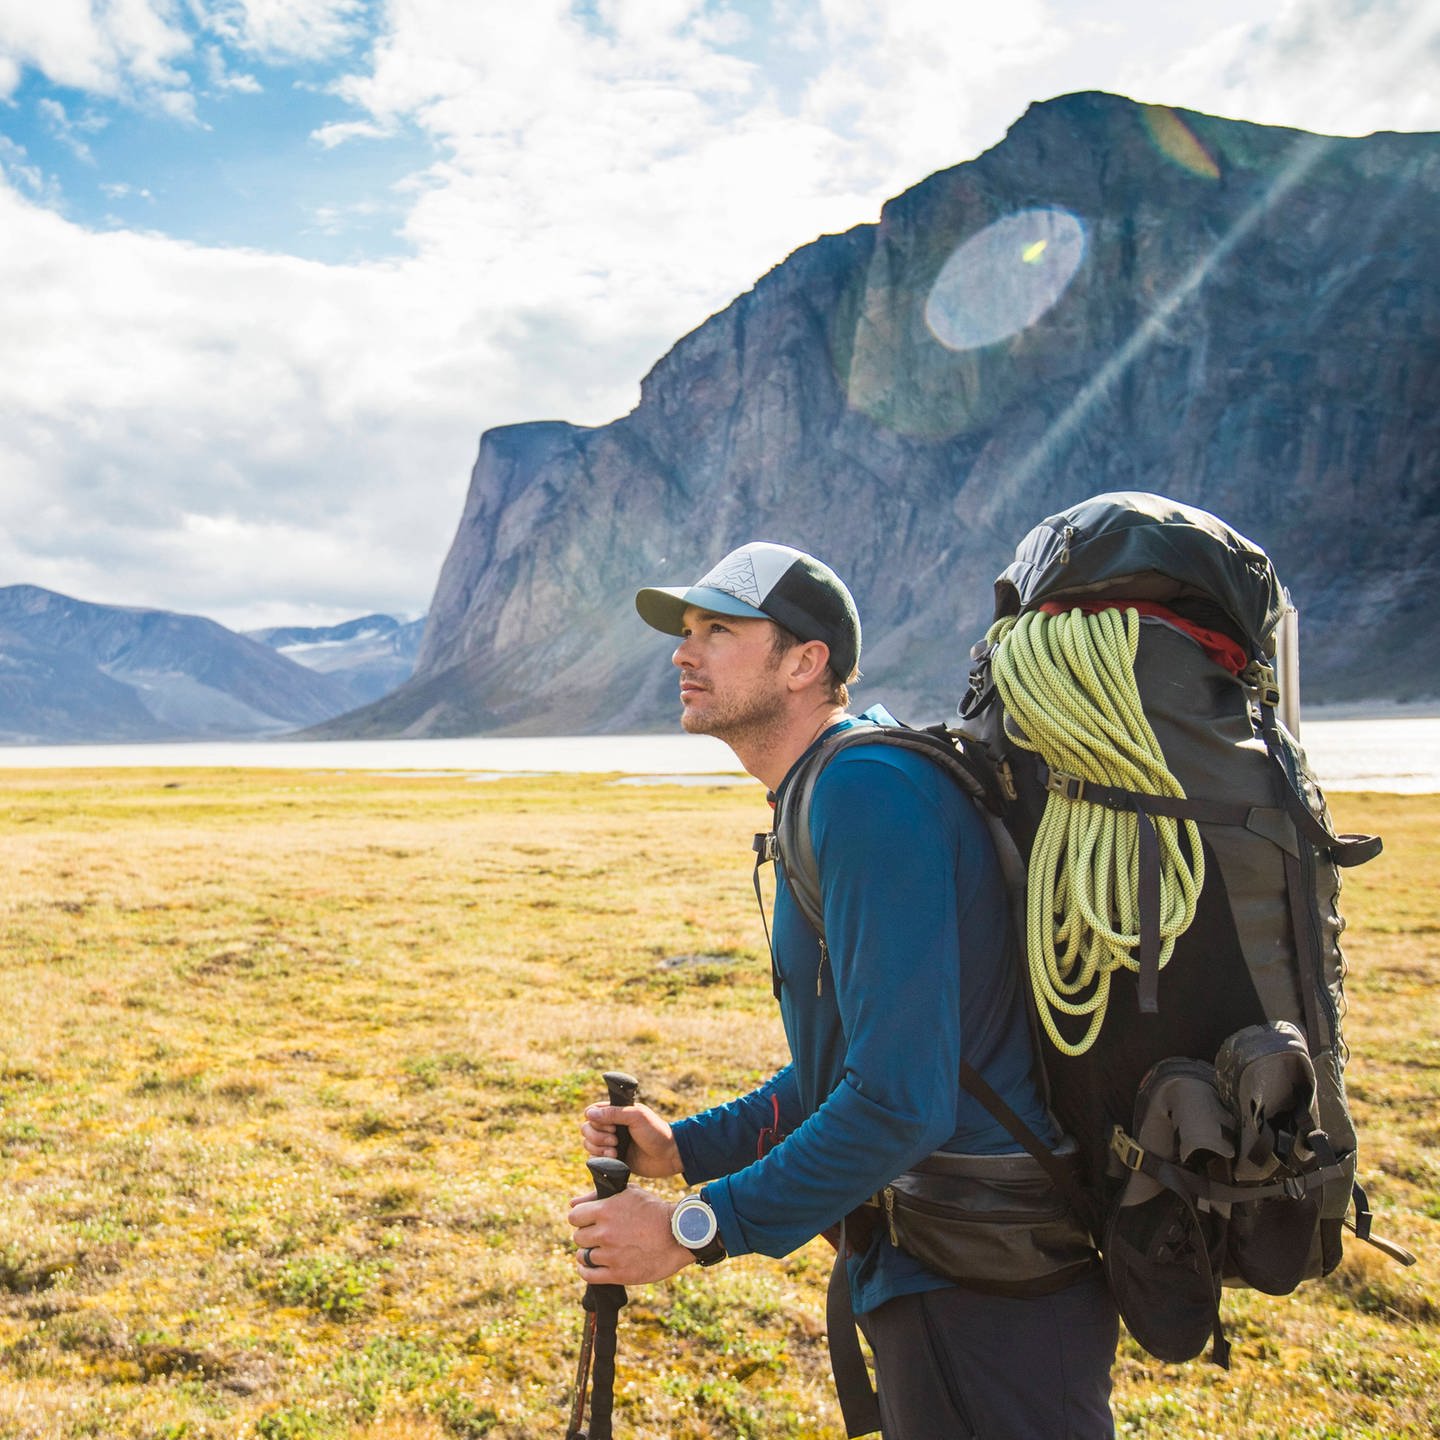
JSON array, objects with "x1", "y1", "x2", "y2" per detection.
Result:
[{"x1": 767, "y1": 491, "x2": 1414, "y2": 1370}]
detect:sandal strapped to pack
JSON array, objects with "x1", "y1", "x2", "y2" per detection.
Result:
[{"x1": 1104, "y1": 1058, "x2": 1236, "y2": 1365}]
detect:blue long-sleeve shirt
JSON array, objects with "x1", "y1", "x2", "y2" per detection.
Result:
[{"x1": 671, "y1": 708, "x2": 1054, "y2": 1314}]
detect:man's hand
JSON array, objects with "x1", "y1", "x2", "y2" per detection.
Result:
[
  {"x1": 569, "y1": 1184, "x2": 693, "y2": 1285},
  {"x1": 582, "y1": 1101, "x2": 683, "y2": 1179}
]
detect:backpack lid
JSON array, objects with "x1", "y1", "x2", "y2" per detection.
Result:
[{"x1": 993, "y1": 492, "x2": 1286, "y2": 656}]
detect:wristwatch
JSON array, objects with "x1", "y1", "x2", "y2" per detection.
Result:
[{"x1": 670, "y1": 1194, "x2": 727, "y2": 1266}]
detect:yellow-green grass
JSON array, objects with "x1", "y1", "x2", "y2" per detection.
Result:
[{"x1": 0, "y1": 770, "x2": 1433, "y2": 1439}]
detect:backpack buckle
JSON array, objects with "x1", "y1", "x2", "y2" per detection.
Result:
[
  {"x1": 1241, "y1": 661, "x2": 1282, "y2": 709},
  {"x1": 1109, "y1": 1126, "x2": 1146, "y2": 1173},
  {"x1": 752, "y1": 832, "x2": 777, "y2": 862},
  {"x1": 1046, "y1": 770, "x2": 1086, "y2": 802},
  {"x1": 996, "y1": 758, "x2": 1018, "y2": 802}
]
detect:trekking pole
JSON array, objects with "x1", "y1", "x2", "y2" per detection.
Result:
[
  {"x1": 565, "y1": 1156, "x2": 630, "y2": 1440},
  {"x1": 566, "y1": 1070, "x2": 638, "y2": 1440}
]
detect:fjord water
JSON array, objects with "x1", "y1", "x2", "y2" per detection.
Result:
[
  {"x1": 0, "y1": 732, "x2": 743, "y2": 777},
  {"x1": 0, "y1": 716, "x2": 1437, "y2": 792}
]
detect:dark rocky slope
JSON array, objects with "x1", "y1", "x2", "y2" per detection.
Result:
[{"x1": 320, "y1": 91, "x2": 1440, "y2": 737}]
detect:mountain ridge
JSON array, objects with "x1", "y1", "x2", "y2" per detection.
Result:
[{"x1": 0, "y1": 587, "x2": 416, "y2": 743}]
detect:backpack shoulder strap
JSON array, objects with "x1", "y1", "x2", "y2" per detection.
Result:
[{"x1": 770, "y1": 723, "x2": 1003, "y2": 941}]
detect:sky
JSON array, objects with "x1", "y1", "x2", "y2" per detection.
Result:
[{"x1": 1, "y1": 0, "x2": 1437, "y2": 633}]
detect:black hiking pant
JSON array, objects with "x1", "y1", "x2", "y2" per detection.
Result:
[{"x1": 857, "y1": 1270, "x2": 1117, "y2": 1439}]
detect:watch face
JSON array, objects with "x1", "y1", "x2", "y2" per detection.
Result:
[{"x1": 674, "y1": 1200, "x2": 717, "y2": 1248}]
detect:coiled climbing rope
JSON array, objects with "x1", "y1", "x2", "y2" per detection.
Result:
[{"x1": 987, "y1": 606, "x2": 1205, "y2": 1056}]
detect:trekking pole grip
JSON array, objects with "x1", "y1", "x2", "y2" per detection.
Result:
[
  {"x1": 603, "y1": 1070, "x2": 639, "y2": 1165},
  {"x1": 587, "y1": 1155, "x2": 631, "y2": 1200}
]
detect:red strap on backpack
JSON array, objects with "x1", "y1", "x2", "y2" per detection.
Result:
[{"x1": 1038, "y1": 599, "x2": 1247, "y2": 676}]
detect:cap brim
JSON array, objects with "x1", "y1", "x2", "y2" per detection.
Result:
[{"x1": 635, "y1": 585, "x2": 768, "y2": 636}]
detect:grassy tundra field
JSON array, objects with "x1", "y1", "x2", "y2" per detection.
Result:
[{"x1": 0, "y1": 767, "x2": 1434, "y2": 1440}]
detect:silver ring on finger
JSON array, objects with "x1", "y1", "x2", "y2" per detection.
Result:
[{"x1": 580, "y1": 1246, "x2": 595, "y2": 1268}]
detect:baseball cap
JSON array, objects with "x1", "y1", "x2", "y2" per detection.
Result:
[{"x1": 635, "y1": 541, "x2": 862, "y2": 680}]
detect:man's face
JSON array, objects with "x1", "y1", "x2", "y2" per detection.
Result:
[{"x1": 671, "y1": 605, "x2": 790, "y2": 741}]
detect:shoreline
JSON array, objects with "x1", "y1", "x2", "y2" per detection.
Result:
[
  {"x1": 1, "y1": 713, "x2": 1437, "y2": 793},
  {"x1": 1302, "y1": 700, "x2": 1440, "y2": 722}
]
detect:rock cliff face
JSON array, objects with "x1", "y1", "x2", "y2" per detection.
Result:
[{"x1": 323, "y1": 92, "x2": 1440, "y2": 738}]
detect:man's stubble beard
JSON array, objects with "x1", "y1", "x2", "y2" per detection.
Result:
[{"x1": 679, "y1": 662, "x2": 789, "y2": 752}]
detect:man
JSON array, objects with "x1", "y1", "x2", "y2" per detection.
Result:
[{"x1": 567, "y1": 541, "x2": 1117, "y2": 1438}]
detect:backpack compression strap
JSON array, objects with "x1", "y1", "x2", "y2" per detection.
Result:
[
  {"x1": 1034, "y1": 759, "x2": 1380, "y2": 1019},
  {"x1": 1039, "y1": 767, "x2": 1381, "y2": 869},
  {"x1": 1108, "y1": 1124, "x2": 1353, "y2": 1210}
]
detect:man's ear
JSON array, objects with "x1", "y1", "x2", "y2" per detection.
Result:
[{"x1": 785, "y1": 639, "x2": 833, "y2": 693}]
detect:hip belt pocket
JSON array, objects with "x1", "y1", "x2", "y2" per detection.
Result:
[{"x1": 876, "y1": 1142, "x2": 1098, "y2": 1297}]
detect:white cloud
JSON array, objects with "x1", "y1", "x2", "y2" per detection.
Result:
[
  {"x1": 0, "y1": 0, "x2": 366, "y2": 114},
  {"x1": 106, "y1": 0, "x2": 193, "y2": 89},
  {"x1": 0, "y1": 0, "x2": 194, "y2": 107},
  {"x1": 206, "y1": 0, "x2": 367, "y2": 63},
  {"x1": 99, "y1": 180, "x2": 154, "y2": 199},
  {"x1": 201, "y1": 42, "x2": 262, "y2": 93},
  {"x1": 37, "y1": 96, "x2": 98, "y2": 162},
  {"x1": 306, "y1": 195, "x2": 385, "y2": 233},
  {"x1": 328, "y1": 1, "x2": 880, "y2": 355},
  {"x1": 0, "y1": 0, "x2": 132, "y2": 96},
  {"x1": 1119, "y1": 0, "x2": 1440, "y2": 138},
  {"x1": 311, "y1": 117, "x2": 394, "y2": 148},
  {"x1": 797, "y1": 0, "x2": 1064, "y2": 181},
  {"x1": 0, "y1": 135, "x2": 57, "y2": 202}
]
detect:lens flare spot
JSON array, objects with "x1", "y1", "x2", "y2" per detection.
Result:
[
  {"x1": 1140, "y1": 105, "x2": 1221, "y2": 180},
  {"x1": 925, "y1": 209, "x2": 1086, "y2": 352}
]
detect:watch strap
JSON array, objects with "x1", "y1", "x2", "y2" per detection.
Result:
[{"x1": 692, "y1": 1232, "x2": 727, "y2": 1266}]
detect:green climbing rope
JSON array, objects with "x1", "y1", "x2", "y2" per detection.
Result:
[{"x1": 987, "y1": 606, "x2": 1205, "y2": 1056}]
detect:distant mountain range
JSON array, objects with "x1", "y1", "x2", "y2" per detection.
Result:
[
  {"x1": 0, "y1": 586, "x2": 422, "y2": 744},
  {"x1": 312, "y1": 91, "x2": 1440, "y2": 737},
  {"x1": 244, "y1": 614, "x2": 426, "y2": 709}
]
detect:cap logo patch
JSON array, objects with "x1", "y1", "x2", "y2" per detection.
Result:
[{"x1": 698, "y1": 553, "x2": 762, "y2": 606}]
